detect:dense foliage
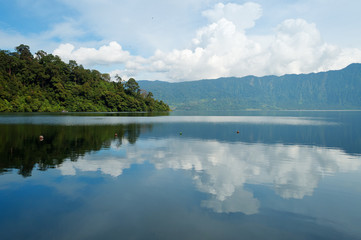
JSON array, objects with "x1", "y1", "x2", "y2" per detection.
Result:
[
  {"x1": 139, "y1": 64, "x2": 361, "y2": 110},
  {"x1": 0, "y1": 45, "x2": 170, "y2": 112}
]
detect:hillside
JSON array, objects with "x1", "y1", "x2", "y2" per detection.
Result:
[
  {"x1": 0, "y1": 45, "x2": 170, "y2": 112},
  {"x1": 139, "y1": 64, "x2": 361, "y2": 110}
]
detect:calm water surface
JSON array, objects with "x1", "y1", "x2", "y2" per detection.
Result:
[{"x1": 1, "y1": 111, "x2": 361, "y2": 240}]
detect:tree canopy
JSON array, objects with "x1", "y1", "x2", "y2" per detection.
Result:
[{"x1": 0, "y1": 45, "x2": 170, "y2": 112}]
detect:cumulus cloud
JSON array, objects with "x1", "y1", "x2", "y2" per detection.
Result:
[
  {"x1": 148, "y1": 17, "x2": 263, "y2": 80},
  {"x1": 265, "y1": 18, "x2": 361, "y2": 75},
  {"x1": 154, "y1": 16, "x2": 361, "y2": 80},
  {"x1": 53, "y1": 41, "x2": 133, "y2": 66},
  {"x1": 51, "y1": 2, "x2": 361, "y2": 82}
]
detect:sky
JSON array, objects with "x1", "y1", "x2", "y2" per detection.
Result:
[{"x1": 1, "y1": 0, "x2": 361, "y2": 82}]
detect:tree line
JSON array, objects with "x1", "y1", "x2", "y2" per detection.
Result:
[{"x1": 0, "y1": 44, "x2": 170, "y2": 112}]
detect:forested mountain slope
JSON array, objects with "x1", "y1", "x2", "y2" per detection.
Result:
[
  {"x1": 139, "y1": 64, "x2": 361, "y2": 110},
  {"x1": 0, "y1": 45, "x2": 170, "y2": 112}
]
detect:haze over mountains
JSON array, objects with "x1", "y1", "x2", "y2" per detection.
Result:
[{"x1": 139, "y1": 63, "x2": 361, "y2": 111}]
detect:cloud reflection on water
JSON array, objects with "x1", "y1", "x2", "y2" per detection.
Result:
[{"x1": 58, "y1": 137, "x2": 361, "y2": 215}]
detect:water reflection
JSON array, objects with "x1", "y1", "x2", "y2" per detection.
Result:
[
  {"x1": 1, "y1": 113, "x2": 361, "y2": 217},
  {"x1": 0, "y1": 123, "x2": 152, "y2": 177},
  {"x1": 58, "y1": 137, "x2": 361, "y2": 214},
  {"x1": 0, "y1": 114, "x2": 335, "y2": 125}
]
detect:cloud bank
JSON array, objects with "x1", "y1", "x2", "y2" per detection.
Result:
[{"x1": 52, "y1": 2, "x2": 361, "y2": 82}]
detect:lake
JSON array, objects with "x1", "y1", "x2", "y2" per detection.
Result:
[{"x1": 1, "y1": 111, "x2": 361, "y2": 240}]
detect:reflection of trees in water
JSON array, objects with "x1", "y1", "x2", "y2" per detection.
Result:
[{"x1": 0, "y1": 124, "x2": 152, "y2": 177}]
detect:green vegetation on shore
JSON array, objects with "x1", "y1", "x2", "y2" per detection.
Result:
[{"x1": 0, "y1": 44, "x2": 170, "y2": 112}]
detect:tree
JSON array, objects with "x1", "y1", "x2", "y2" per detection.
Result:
[
  {"x1": 15, "y1": 44, "x2": 33, "y2": 61},
  {"x1": 101, "y1": 73, "x2": 111, "y2": 82},
  {"x1": 115, "y1": 74, "x2": 122, "y2": 82},
  {"x1": 125, "y1": 78, "x2": 140, "y2": 95},
  {"x1": 0, "y1": 50, "x2": 16, "y2": 75},
  {"x1": 35, "y1": 50, "x2": 47, "y2": 62}
]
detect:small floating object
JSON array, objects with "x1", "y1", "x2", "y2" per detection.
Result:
[
  {"x1": 236, "y1": 131, "x2": 239, "y2": 134},
  {"x1": 179, "y1": 132, "x2": 182, "y2": 135},
  {"x1": 39, "y1": 135, "x2": 44, "y2": 141},
  {"x1": 114, "y1": 133, "x2": 118, "y2": 137}
]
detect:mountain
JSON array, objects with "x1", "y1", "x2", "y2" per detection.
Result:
[{"x1": 139, "y1": 64, "x2": 361, "y2": 110}]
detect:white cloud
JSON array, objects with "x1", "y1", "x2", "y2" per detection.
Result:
[
  {"x1": 53, "y1": 41, "x2": 132, "y2": 66},
  {"x1": 265, "y1": 18, "x2": 361, "y2": 75},
  {"x1": 147, "y1": 17, "x2": 263, "y2": 80},
  {"x1": 0, "y1": 30, "x2": 27, "y2": 50},
  {"x1": 3, "y1": 1, "x2": 361, "y2": 80},
  {"x1": 44, "y1": 19, "x2": 89, "y2": 42},
  {"x1": 56, "y1": 0, "x2": 216, "y2": 54},
  {"x1": 0, "y1": 29, "x2": 60, "y2": 53},
  {"x1": 202, "y1": 2, "x2": 262, "y2": 30},
  {"x1": 49, "y1": 2, "x2": 361, "y2": 82}
]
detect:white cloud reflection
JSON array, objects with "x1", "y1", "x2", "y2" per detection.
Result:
[{"x1": 58, "y1": 137, "x2": 361, "y2": 215}]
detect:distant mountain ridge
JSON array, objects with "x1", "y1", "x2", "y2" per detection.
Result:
[{"x1": 139, "y1": 63, "x2": 361, "y2": 110}]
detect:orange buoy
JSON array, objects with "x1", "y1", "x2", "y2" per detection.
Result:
[{"x1": 236, "y1": 131, "x2": 239, "y2": 134}]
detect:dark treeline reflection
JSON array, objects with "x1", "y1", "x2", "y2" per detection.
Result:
[{"x1": 0, "y1": 123, "x2": 153, "y2": 177}]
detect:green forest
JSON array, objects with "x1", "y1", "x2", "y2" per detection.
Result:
[{"x1": 0, "y1": 44, "x2": 170, "y2": 112}]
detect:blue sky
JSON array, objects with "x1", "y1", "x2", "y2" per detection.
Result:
[{"x1": 1, "y1": 0, "x2": 361, "y2": 82}]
